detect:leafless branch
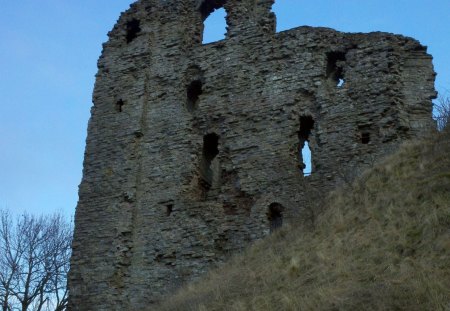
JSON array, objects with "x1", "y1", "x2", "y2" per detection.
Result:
[
  {"x1": 434, "y1": 93, "x2": 450, "y2": 131},
  {"x1": 0, "y1": 210, "x2": 72, "y2": 311}
]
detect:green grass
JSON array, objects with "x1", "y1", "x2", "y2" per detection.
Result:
[{"x1": 156, "y1": 130, "x2": 450, "y2": 311}]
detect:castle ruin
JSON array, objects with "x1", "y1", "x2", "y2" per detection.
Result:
[{"x1": 68, "y1": 0, "x2": 436, "y2": 309}]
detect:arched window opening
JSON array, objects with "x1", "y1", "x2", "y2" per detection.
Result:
[
  {"x1": 268, "y1": 203, "x2": 284, "y2": 233},
  {"x1": 200, "y1": 1, "x2": 228, "y2": 44},
  {"x1": 187, "y1": 80, "x2": 203, "y2": 111},
  {"x1": 298, "y1": 116, "x2": 315, "y2": 176},
  {"x1": 200, "y1": 133, "x2": 219, "y2": 188},
  {"x1": 125, "y1": 19, "x2": 141, "y2": 44},
  {"x1": 327, "y1": 52, "x2": 346, "y2": 87}
]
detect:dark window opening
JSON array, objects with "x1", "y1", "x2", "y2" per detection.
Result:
[
  {"x1": 200, "y1": 0, "x2": 228, "y2": 44},
  {"x1": 326, "y1": 52, "x2": 346, "y2": 87},
  {"x1": 126, "y1": 19, "x2": 141, "y2": 44},
  {"x1": 298, "y1": 116, "x2": 315, "y2": 176},
  {"x1": 361, "y1": 132, "x2": 370, "y2": 144},
  {"x1": 115, "y1": 99, "x2": 125, "y2": 112},
  {"x1": 268, "y1": 203, "x2": 284, "y2": 233},
  {"x1": 166, "y1": 204, "x2": 173, "y2": 216},
  {"x1": 187, "y1": 80, "x2": 203, "y2": 111},
  {"x1": 200, "y1": 133, "x2": 219, "y2": 187}
]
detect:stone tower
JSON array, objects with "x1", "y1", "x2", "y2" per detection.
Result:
[{"x1": 68, "y1": 0, "x2": 436, "y2": 309}]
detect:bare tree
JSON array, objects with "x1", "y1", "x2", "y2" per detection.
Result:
[
  {"x1": 434, "y1": 92, "x2": 450, "y2": 131},
  {"x1": 0, "y1": 210, "x2": 72, "y2": 311}
]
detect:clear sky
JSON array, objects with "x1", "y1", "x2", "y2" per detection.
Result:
[{"x1": 0, "y1": 0, "x2": 449, "y2": 216}]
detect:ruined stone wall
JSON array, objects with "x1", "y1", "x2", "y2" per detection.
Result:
[{"x1": 68, "y1": 0, "x2": 436, "y2": 309}]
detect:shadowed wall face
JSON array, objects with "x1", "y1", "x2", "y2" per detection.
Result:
[{"x1": 68, "y1": 0, "x2": 436, "y2": 309}]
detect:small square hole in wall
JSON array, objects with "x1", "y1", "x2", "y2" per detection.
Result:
[
  {"x1": 337, "y1": 78, "x2": 345, "y2": 88},
  {"x1": 361, "y1": 133, "x2": 370, "y2": 144}
]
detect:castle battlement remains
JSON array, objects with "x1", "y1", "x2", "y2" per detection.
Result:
[{"x1": 68, "y1": 0, "x2": 436, "y2": 309}]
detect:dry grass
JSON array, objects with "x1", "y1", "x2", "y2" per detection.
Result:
[{"x1": 156, "y1": 130, "x2": 450, "y2": 311}]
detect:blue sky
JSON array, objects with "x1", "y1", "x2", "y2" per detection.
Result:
[{"x1": 0, "y1": 0, "x2": 449, "y2": 216}]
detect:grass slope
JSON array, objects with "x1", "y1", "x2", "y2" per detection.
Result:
[{"x1": 157, "y1": 131, "x2": 450, "y2": 311}]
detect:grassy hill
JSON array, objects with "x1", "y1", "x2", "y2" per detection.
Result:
[{"x1": 156, "y1": 129, "x2": 450, "y2": 311}]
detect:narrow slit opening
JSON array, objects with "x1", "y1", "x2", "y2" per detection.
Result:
[
  {"x1": 200, "y1": 133, "x2": 219, "y2": 188},
  {"x1": 302, "y1": 142, "x2": 312, "y2": 176},
  {"x1": 166, "y1": 204, "x2": 173, "y2": 216},
  {"x1": 115, "y1": 99, "x2": 125, "y2": 112},
  {"x1": 187, "y1": 80, "x2": 203, "y2": 112},
  {"x1": 298, "y1": 116, "x2": 315, "y2": 176}
]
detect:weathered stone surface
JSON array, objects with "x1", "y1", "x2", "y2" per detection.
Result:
[{"x1": 68, "y1": 0, "x2": 436, "y2": 309}]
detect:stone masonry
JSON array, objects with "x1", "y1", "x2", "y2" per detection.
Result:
[{"x1": 68, "y1": 0, "x2": 436, "y2": 309}]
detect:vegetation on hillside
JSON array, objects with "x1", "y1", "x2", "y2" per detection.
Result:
[{"x1": 156, "y1": 126, "x2": 450, "y2": 310}]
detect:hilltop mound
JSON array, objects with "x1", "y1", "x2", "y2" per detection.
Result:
[{"x1": 156, "y1": 130, "x2": 450, "y2": 311}]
